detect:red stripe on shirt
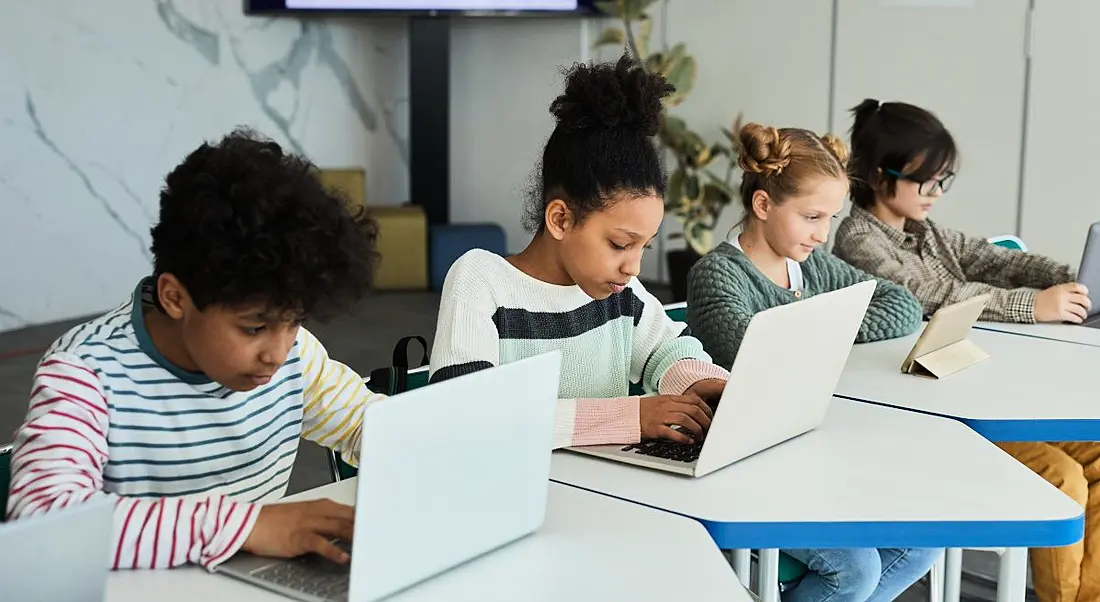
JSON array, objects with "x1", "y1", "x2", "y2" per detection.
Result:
[
  {"x1": 170, "y1": 498, "x2": 182, "y2": 566},
  {"x1": 114, "y1": 501, "x2": 141, "y2": 570},
  {"x1": 38, "y1": 359, "x2": 99, "y2": 380},
  {"x1": 132, "y1": 502, "x2": 158, "y2": 569},
  {"x1": 28, "y1": 391, "x2": 108, "y2": 418},
  {"x1": 151, "y1": 500, "x2": 165, "y2": 568},
  {"x1": 15, "y1": 441, "x2": 98, "y2": 469},
  {"x1": 34, "y1": 372, "x2": 107, "y2": 403},
  {"x1": 211, "y1": 504, "x2": 256, "y2": 567},
  {"x1": 17, "y1": 424, "x2": 106, "y2": 458}
]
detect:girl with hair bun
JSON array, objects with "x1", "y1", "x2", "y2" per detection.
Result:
[
  {"x1": 429, "y1": 55, "x2": 729, "y2": 450},
  {"x1": 686, "y1": 121, "x2": 932, "y2": 602},
  {"x1": 686, "y1": 122, "x2": 922, "y2": 368}
]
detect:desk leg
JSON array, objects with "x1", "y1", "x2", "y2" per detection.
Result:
[
  {"x1": 759, "y1": 548, "x2": 781, "y2": 602},
  {"x1": 730, "y1": 549, "x2": 751, "y2": 587},
  {"x1": 997, "y1": 548, "x2": 1028, "y2": 602},
  {"x1": 929, "y1": 550, "x2": 945, "y2": 602},
  {"x1": 943, "y1": 548, "x2": 962, "y2": 602}
]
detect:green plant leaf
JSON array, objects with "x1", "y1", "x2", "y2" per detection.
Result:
[
  {"x1": 591, "y1": 26, "x2": 625, "y2": 49},
  {"x1": 684, "y1": 220, "x2": 714, "y2": 255},
  {"x1": 662, "y1": 55, "x2": 697, "y2": 108},
  {"x1": 702, "y1": 170, "x2": 737, "y2": 198},
  {"x1": 666, "y1": 168, "x2": 685, "y2": 211},
  {"x1": 684, "y1": 173, "x2": 702, "y2": 203},
  {"x1": 662, "y1": 115, "x2": 688, "y2": 134},
  {"x1": 663, "y1": 43, "x2": 688, "y2": 69},
  {"x1": 644, "y1": 51, "x2": 664, "y2": 75},
  {"x1": 701, "y1": 182, "x2": 732, "y2": 213}
]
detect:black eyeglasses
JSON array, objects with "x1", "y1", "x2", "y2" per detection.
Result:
[{"x1": 885, "y1": 169, "x2": 956, "y2": 197}]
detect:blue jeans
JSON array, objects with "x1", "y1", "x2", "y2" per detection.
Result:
[{"x1": 780, "y1": 548, "x2": 942, "y2": 602}]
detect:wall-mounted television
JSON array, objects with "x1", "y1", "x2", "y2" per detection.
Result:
[{"x1": 245, "y1": 0, "x2": 600, "y2": 16}]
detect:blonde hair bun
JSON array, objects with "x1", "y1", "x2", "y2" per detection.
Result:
[
  {"x1": 736, "y1": 121, "x2": 792, "y2": 176},
  {"x1": 820, "y1": 133, "x2": 850, "y2": 165}
]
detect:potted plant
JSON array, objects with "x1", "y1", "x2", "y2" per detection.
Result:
[{"x1": 592, "y1": 0, "x2": 740, "y2": 301}]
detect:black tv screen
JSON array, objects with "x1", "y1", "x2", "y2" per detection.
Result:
[{"x1": 245, "y1": 0, "x2": 600, "y2": 15}]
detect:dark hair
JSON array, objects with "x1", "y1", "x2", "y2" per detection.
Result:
[
  {"x1": 150, "y1": 128, "x2": 379, "y2": 320},
  {"x1": 847, "y1": 98, "x2": 958, "y2": 209},
  {"x1": 735, "y1": 120, "x2": 848, "y2": 227},
  {"x1": 522, "y1": 54, "x2": 675, "y2": 232}
]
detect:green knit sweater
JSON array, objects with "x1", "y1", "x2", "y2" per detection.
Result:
[{"x1": 686, "y1": 242, "x2": 923, "y2": 369}]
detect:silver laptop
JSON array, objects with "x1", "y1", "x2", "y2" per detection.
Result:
[
  {"x1": 217, "y1": 351, "x2": 562, "y2": 602},
  {"x1": 566, "y1": 280, "x2": 876, "y2": 478},
  {"x1": 0, "y1": 497, "x2": 114, "y2": 602},
  {"x1": 1078, "y1": 221, "x2": 1100, "y2": 328}
]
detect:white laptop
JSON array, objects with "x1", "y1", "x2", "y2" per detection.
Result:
[
  {"x1": 0, "y1": 496, "x2": 114, "y2": 602},
  {"x1": 1077, "y1": 221, "x2": 1100, "y2": 328},
  {"x1": 566, "y1": 280, "x2": 876, "y2": 478},
  {"x1": 217, "y1": 351, "x2": 562, "y2": 602}
]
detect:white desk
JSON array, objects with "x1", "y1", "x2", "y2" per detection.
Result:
[
  {"x1": 974, "y1": 321, "x2": 1100, "y2": 349},
  {"x1": 107, "y1": 480, "x2": 751, "y2": 602},
  {"x1": 836, "y1": 326, "x2": 1100, "y2": 441},
  {"x1": 551, "y1": 400, "x2": 1083, "y2": 602}
]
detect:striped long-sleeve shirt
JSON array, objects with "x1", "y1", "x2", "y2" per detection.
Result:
[
  {"x1": 7, "y1": 278, "x2": 382, "y2": 571},
  {"x1": 429, "y1": 250, "x2": 730, "y2": 449}
]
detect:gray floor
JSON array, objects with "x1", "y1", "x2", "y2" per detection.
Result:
[{"x1": 0, "y1": 287, "x2": 1025, "y2": 601}]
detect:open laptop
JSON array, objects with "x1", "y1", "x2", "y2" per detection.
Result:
[
  {"x1": 0, "y1": 497, "x2": 114, "y2": 602},
  {"x1": 217, "y1": 351, "x2": 562, "y2": 602},
  {"x1": 566, "y1": 280, "x2": 876, "y2": 478},
  {"x1": 1077, "y1": 221, "x2": 1100, "y2": 328}
]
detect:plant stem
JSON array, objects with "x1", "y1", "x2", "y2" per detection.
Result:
[{"x1": 622, "y1": 14, "x2": 646, "y2": 71}]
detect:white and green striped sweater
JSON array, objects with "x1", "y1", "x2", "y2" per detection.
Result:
[{"x1": 430, "y1": 249, "x2": 729, "y2": 448}]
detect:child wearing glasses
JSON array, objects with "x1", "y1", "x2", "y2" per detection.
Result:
[
  {"x1": 835, "y1": 98, "x2": 1099, "y2": 602},
  {"x1": 833, "y1": 98, "x2": 1090, "y2": 325}
]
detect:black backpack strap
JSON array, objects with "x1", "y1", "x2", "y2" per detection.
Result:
[{"x1": 368, "y1": 335, "x2": 430, "y2": 395}]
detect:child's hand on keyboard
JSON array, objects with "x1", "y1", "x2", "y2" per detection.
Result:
[
  {"x1": 685, "y1": 378, "x2": 726, "y2": 408},
  {"x1": 638, "y1": 394, "x2": 713, "y2": 444},
  {"x1": 242, "y1": 499, "x2": 355, "y2": 564}
]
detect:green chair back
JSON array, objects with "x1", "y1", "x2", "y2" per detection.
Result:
[
  {"x1": 332, "y1": 367, "x2": 434, "y2": 480},
  {"x1": 779, "y1": 553, "x2": 808, "y2": 583},
  {"x1": 0, "y1": 444, "x2": 12, "y2": 520},
  {"x1": 989, "y1": 235, "x2": 1028, "y2": 252},
  {"x1": 664, "y1": 302, "x2": 687, "y2": 323}
]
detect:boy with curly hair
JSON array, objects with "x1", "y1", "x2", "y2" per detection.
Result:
[{"x1": 7, "y1": 128, "x2": 381, "y2": 570}]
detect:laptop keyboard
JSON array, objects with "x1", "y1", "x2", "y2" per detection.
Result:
[
  {"x1": 621, "y1": 439, "x2": 703, "y2": 463},
  {"x1": 252, "y1": 541, "x2": 351, "y2": 602}
]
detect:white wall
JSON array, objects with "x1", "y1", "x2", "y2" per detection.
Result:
[
  {"x1": 832, "y1": 0, "x2": 1030, "y2": 240},
  {"x1": 1020, "y1": 0, "x2": 1100, "y2": 266},
  {"x1": 449, "y1": 17, "x2": 584, "y2": 256},
  {"x1": 666, "y1": 0, "x2": 834, "y2": 250},
  {"x1": 0, "y1": 0, "x2": 408, "y2": 332}
]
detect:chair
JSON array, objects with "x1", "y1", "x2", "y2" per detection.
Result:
[
  {"x1": 330, "y1": 366, "x2": 433, "y2": 481},
  {"x1": 988, "y1": 235, "x2": 1029, "y2": 252},
  {"x1": 664, "y1": 301, "x2": 687, "y2": 323},
  {"x1": 0, "y1": 443, "x2": 11, "y2": 521}
]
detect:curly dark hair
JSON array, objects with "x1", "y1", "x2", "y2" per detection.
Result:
[
  {"x1": 150, "y1": 128, "x2": 378, "y2": 320},
  {"x1": 523, "y1": 54, "x2": 675, "y2": 232}
]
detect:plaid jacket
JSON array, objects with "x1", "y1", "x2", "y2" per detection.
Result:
[{"x1": 833, "y1": 205, "x2": 1075, "y2": 323}]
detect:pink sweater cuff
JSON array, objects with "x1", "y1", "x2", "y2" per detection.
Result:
[
  {"x1": 571, "y1": 397, "x2": 641, "y2": 447},
  {"x1": 658, "y1": 359, "x2": 731, "y2": 396}
]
